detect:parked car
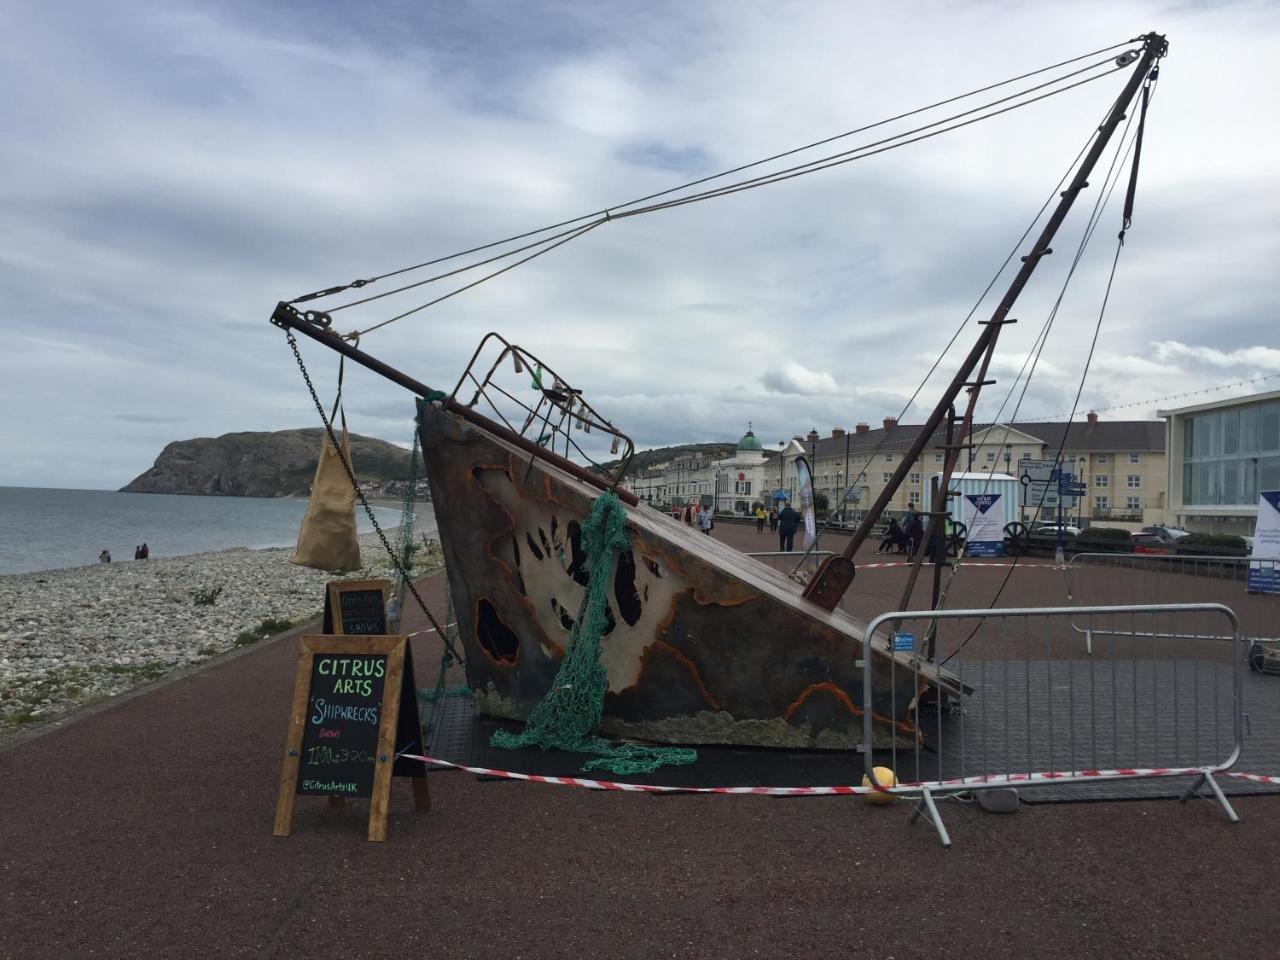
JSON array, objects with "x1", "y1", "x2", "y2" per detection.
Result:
[
  {"x1": 1137, "y1": 525, "x2": 1190, "y2": 543},
  {"x1": 1029, "y1": 521, "x2": 1081, "y2": 537}
]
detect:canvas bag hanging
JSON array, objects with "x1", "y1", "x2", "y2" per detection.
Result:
[{"x1": 290, "y1": 363, "x2": 362, "y2": 571}]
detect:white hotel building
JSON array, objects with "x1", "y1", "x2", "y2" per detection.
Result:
[{"x1": 623, "y1": 427, "x2": 773, "y2": 516}]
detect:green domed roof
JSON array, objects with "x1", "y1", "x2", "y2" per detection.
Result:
[{"x1": 737, "y1": 425, "x2": 762, "y2": 451}]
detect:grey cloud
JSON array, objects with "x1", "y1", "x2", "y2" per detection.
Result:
[
  {"x1": 760, "y1": 362, "x2": 840, "y2": 395},
  {"x1": 3, "y1": 0, "x2": 1279, "y2": 488},
  {"x1": 615, "y1": 141, "x2": 715, "y2": 173},
  {"x1": 114, "y1": 414, "x2": 191, "y2": 424}
]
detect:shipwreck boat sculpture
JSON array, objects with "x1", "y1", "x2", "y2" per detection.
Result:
[
  {"x1": 415, "y1": 344, "x2": 930, "y2": 749},
  {"x1": 271, "y1": 32, "x2": 1169, "y2": 752}
]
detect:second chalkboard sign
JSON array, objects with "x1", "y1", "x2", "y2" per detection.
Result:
[{"x1": 325, "y1": 579, "x2": 390, "y2": 636}]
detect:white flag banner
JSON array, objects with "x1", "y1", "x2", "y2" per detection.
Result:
[
  {"x1": 795, "y1": 455, "x2": 817, "y2": 551},
  {"x1": 1247, "y1": 490, "x2": 1280, "y2": 595}
]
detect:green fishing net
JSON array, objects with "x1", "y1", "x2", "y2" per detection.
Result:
[{"x1": 490, "y1": 492, "x2": 697, "y2": 776}]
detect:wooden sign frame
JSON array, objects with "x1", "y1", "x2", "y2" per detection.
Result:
[
  {"x1": 325, "y1": 579, "x2": 391, "y2": 636},
  {"x1": 273, "y1": 634, "x2": 429, "y2": 842}
]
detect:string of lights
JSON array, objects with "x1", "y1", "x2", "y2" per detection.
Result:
[{"x1": 1013, "y1": 371, "x2": 1280, "y2": 423}]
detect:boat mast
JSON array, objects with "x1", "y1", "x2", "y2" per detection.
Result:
[{"x1": 802, "y1": 31, "x2": 1168, "y2": 611}]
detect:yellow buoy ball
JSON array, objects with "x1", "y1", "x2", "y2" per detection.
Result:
[{"x1": 862, "y1": 766, "x2": 898, "y2": 805}]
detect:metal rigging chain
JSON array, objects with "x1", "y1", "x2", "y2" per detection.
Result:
[{"x1": 286, "y1": 331, "x2": 467, "y2": 671}]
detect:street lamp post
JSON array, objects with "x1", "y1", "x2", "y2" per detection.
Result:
[
  {"x1": 778, "y1": 441, "x2": 785, "y2": 509},
  {"x1": 810, "y1": 429, "x2": 818, "y2": 508},
  {"x1": 842, "y1": 431, "x2": 851, "y2": 525}
]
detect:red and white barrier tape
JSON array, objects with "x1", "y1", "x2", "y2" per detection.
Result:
[
  {"x1": 406, "y1": 621, "x2": 457, "y2": 640},
  {"x1": 1220, "y1": 771, "x2": 1280, "y2": 786},
  {"x1": 859, "y1": 560, "x2": 1061, "y2": 571},
  {"x1": 396, "y1": 752, "x2": 1280, "y2": 795}
]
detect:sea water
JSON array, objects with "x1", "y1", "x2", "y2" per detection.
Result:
[{"x1": 0, "y1": 487, "x2": 434, "y2": 575}]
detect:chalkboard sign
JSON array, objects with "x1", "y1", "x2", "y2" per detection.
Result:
[
  {"x1": 273, "y1": 635, "x2": 429, "y2": 842},
  {"x1": 325, "y1": 579, "x2": 390, "y2": 636},
  {"x1": 296, "y1": 651, "x2": 388, "y2": 798}
]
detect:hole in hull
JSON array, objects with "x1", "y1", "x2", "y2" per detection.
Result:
[
  {"x1": 551, "y1": 598, "x2": 575, "y2": 631},
  {"x1": 566, "y1": 520, "x2": 589, "y2": 587},
  {"x1": 613, "y1": 549, "x2": 641, "y2": 626},
  {"x1": 476, "y1": 598, "x2": 520, "y2": 662}
]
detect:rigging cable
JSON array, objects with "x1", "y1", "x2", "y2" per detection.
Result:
[
  {"x1": 331, "y1": 53, "x2": 1128, "y2": 319},
  {"x1": 932, "y1": 74, "x2": 1153, "y2": 621},
  {"x1": 937, "y1": 69, "x2": 1159, "y2": 668},
  {"x1": 791, "y1": 74, "x2": 1137, "y2": 568},
  {"x1": 351, "y1": 219, "x2": 606, "y2": 336},
  {"x1": 341, "y1": 58, "x2": 1132, "y2": 337},
  {"x1": 293, "y1": 37, "x2": 1139, "y2": 307},
  {"x1": 918, "y1": 96, "x2": 1144, "y2": 643},
  {"x1": 332, "y1": 57, "x2": 1131, "y2": 343}
]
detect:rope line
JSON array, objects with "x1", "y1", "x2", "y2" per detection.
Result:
[
  {"x1": 788, "y1": 81, "x2": 1124, "y2": 571},
  {"x1": 334, "y1": 55, "x2": 1126, "y2": 323},
  {"x1": 285, "y1": 330, "x2": 466, "y2": 669},
  {"x1": 1015, "y1": 375, "x2": 1280, "y2": 422},
  {"x1": 937, "y1": 72, "x2": 1159, "y2": 667},
  {"x1": 347, "y1": 58, "x2": 1129, "y2": 338},
  {"x1": 301, "y1": 55, "x2": 1141, "y2": 340},
  {"x1": 607, "y1": 60, "x2": 1125, "y2": 221},
  {"x1": 353, "y1": 218, "x2": 605, "y2": 337}
]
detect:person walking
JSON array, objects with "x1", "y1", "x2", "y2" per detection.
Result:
[
  {"x1": 754, "y1": 505, "x2": 765, "y2": 532},
  {"x1": 904, "y1": 508, "x2": 924, "y2": 563},
  {"x1": 698, "y1": 504, "x2": 713, "y2": 536},
  {"x1": 777, "y1": 502, "x2": 800, "y2": 552},
  {"x1": 768, "y1": 506, "x2": 779, "y2": 532}
]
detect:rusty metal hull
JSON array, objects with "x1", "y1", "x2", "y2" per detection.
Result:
[{"x1": 419, "y1": 404, "x2": 925, "y2": 749}]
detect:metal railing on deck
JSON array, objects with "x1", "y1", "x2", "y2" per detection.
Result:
[{"x1": 859, "y1": 602, "x2": 1244, "y2": 847}]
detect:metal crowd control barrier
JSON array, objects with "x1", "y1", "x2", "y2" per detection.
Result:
[
  {"x1": 859, "y1": 603, "x2": 1244, "y2": 847},
  {"x1": 1066, "y1": 553, "x2": 1269, "y2": 653}
]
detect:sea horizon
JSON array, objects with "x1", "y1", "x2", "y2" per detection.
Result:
[{"x1": 0, "y1": 486, "x2": 431, "y2": 576}]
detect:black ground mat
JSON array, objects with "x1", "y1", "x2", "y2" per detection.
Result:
[
  {"x1": 416, "y1": 664, "x2": 1279, "y2": 802},
  {"x1": 420, "y1": 695, "x2": 865, "y2": 789}
]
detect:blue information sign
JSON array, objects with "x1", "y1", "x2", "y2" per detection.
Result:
[
  {"x1": 892, "y1": 632, "x2": 916, "y2": 653},
  {"x1": 1248, "y1": 562, "x2": 1280, "y2": 595}
]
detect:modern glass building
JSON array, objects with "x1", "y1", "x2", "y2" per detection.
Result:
[{"x1": 1161, "y1": 389, "x2": 1280, "y2": 534}]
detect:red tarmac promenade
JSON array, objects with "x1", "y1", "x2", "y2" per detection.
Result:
[{"x1": 2, "y1": 531, "x2": 1278, "y2": 959}]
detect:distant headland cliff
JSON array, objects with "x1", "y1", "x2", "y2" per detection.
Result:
[{"x1": 120, "y1": 429, "x2": 420, "y2": 498}]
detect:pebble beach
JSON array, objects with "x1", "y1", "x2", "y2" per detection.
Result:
[{"x1": 0, "y1": 532, "x2": 441, "y2": 732}]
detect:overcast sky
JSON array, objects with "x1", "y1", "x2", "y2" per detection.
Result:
[{"x1": 3, "y1": 0, "x2": 1278, "y2": 489}]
